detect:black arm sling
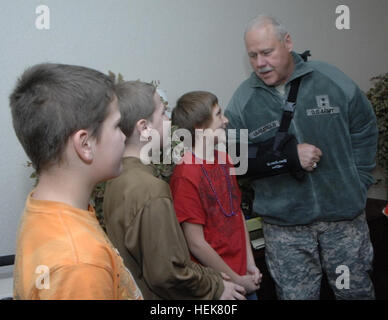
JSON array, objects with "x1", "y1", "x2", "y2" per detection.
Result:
[{"x1": 232, "y1": 51, "x2": 310, "y2": 181}]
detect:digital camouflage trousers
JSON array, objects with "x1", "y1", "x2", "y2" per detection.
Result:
[{"x1": 262, "y1": 212, "x2": 375, "y2": 300}]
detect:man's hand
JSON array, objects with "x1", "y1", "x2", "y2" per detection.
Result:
[
  {"x1": 219, "y1": 280, "x2": 246, "y2": 300},
  {"x1": 297, "y1": 143, "x2": 323, "y2": 172}
]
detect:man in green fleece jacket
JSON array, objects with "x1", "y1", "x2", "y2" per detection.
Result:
[
  {"x1": 103, "y1": 81, "x2": 246, "y2": 300},
  {"x1": 225, "y1": 14, "x2": 378, "y2": 300}
]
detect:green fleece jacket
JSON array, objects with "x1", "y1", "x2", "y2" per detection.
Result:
[{"x1": 225, "y1": 52, "x2": 378, "y2": 226}]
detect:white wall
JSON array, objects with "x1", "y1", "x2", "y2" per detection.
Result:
[{"x1": 1, "y1": 0, "x2": 387, "y2": 267}]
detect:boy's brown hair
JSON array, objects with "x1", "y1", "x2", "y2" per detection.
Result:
[
  {"x1": 9, "y1": 63, "x2": 115, "y2": 173},
  {"x1": 115, "y1": 81, "x2": 156, "y2": 139},
  {"x1": 172, "y1": 91, "x2": 218, "y2": 141}
]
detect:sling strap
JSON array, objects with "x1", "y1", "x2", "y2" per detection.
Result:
[
  {"x1": 273, "y1": 50, "x2": 310, "y2": 152},
  {"x1": 272, "y1": 76, "x2": 302, "y2": 153}
]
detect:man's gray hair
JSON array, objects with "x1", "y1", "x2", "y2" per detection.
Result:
[{"x1": 244, "y1": 14, "x2": 288, "y2": 41}]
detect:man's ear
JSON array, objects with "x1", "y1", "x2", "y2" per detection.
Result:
[
  {"x1": 284, "y1": 33, "x2": 293, "y2": 52},
  {"x1": 72, "y1": 129, "x2": 94, "y2": 164}
]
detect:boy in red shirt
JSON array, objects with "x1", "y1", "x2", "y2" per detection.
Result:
[{"x1": 170, "y1": 91, "x2": 262, "y2": 299}]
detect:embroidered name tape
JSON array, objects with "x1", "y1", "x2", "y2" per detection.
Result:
[
  {"x1": 307, "y1": 107, "x2": 340, "y2": 116},
  {"x1": 249, "y1": 120, "x2": 280, "y2": 139}
]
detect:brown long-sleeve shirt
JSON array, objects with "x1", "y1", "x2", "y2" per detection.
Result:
[{"x1": 103, "y1": 157, "x2": 224, "y2": 299}]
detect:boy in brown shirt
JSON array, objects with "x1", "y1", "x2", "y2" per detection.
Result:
[{"x1": 103, "y1": 81, "x2": 246, "y2": 299}]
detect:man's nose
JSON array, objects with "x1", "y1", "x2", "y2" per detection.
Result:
[{"x1": 256, "y1": 55, "x2": 266, "y2": 68}]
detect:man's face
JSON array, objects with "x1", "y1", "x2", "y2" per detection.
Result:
[{"x1": 245, "y1": 24, "x2": 294, "y2": 86}]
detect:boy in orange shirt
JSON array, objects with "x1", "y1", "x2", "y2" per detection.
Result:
[{"x1": 9, "y1": 63, "x2": 142, "y2": 300}]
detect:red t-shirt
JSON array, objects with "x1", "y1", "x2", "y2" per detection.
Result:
[{"x1": 170, "y1": 150, "x2": 247, "y2": 276}]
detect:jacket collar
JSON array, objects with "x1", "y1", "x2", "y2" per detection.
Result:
[
  {"x1": 122, "y1": 156, "x2": 158, "y2": 177},
  {"x1": 249, "y1": 51, "x2": 314, "y2": 89}
]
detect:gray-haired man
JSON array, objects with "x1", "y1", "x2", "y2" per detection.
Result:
[{"x1": 225, "y1": 15, "x2": 378, "y2": 300}]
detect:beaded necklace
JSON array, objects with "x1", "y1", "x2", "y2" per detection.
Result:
[{"x1": 191, "y1": 151, "x2": 237, "y2": 217}]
